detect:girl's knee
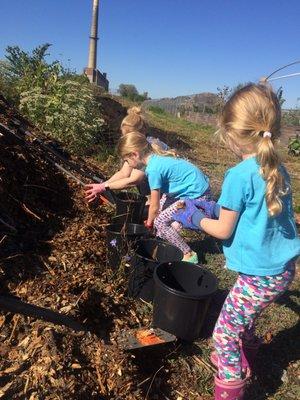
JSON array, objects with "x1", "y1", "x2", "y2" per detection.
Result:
[{"x1": 154, "y1": 216, "x2": 165, "y2": 230}]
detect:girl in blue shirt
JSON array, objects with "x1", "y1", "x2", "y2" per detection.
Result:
[
  {"x1": 85, "y1": 107, "x2": 170, "y2": 200},
  {"x1": 174, "y1": 83, "x2": 300, "y2": 400},
  {"x1": 117, "y1": 131, "x2": 210, "y2": 263}
]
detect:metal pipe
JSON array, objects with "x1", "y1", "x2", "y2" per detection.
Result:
[
  {"x1": 266, "y1": 60, "x2": 300, "y2": 80},
  {"x1": 87, "y1": 0, "x2": 99, "y2": 69},
  {"x1": 268, "y1": 72, "x2": 300, "y2": 82}
]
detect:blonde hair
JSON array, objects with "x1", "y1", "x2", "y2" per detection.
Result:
[
  {"x1": 218, "y1": 83, "x2": 288, "y2": 216},
  {"x1": 121, "y1": 107, "x2": 146, "y2": 134},
  {"x1": 117, "y1": 131, "x2": 177, "y2": 160}
]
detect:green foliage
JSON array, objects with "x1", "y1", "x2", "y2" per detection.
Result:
[
  {"x1": 288, "y1": 134, "x2": 300, "y2": 156},
  {"x1": 148, "y1": 105, "x2": 166, "y2": 115},
  {"x1": 0, "y1": 60, "x2": 18, "y2": 102},
  {"x1": 19, "y1": 80, "x2": 105, "y2": 154},
  {"x1": 117, "y1": 83, "x2": 149, "y2": 102},
  {"x1": 276, "y1": 86, "x2": 285, "y2": 106},
  {"x1": 0, "y1": 43, "x2": 107, "y2": 154},
  {"x1": 1, "y1": 44, "x2": 62, "y2": 102},
  {"x1": 282, "y1": 109, "x2": 300, "y2": 126}
]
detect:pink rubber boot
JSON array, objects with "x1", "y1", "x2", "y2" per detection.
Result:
[{"x1": 214, "y1": 375, "x2": 247, "y2": 400}]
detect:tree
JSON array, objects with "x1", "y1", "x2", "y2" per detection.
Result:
[
  {"x1": 118, "y1": 84, "x2": 139, "y2": 100},
  {"x1": 215, "y1": 85, "x2": 231, "y2": 112},
  {"x1": 117, "y1": 84, "x2": 149, "y2": 102},
  {"x1": 216, "y1": 82, "x2": 252, "y2": 112}
]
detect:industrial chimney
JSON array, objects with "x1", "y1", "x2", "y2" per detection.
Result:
[{"x1": 84, "y1": 0, "x2": 109, "y2": 90}]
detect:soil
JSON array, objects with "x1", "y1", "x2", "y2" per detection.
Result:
[{"x1": 0, "y1": 96, "x2": 205, "y2": 400}]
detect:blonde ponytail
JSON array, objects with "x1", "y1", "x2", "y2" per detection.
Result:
[
  {"x1": 121, "y1": 107, "x2": 146, "y2": 134},
  {"x1": 218, "y1": 83, "x2": 288, "y2": 216},
  {"x1": 150, "y1": 139, "x2": 177, "y2": 157},
  {"x1": 118, "y1": 131, "x2": 176, "y2": 159},
  {"x1": 127, "y1": 106, "x2": 142, "y2": 115},
  {"x1": 257, "y1": 135, "x2": 288, "y2": 216}
]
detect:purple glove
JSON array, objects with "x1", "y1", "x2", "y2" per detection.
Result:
[
  {"x1": 191, "y1": 199, "x2": 220, "y2": 219},
  {"x1": 173, "y1": 199, "x2": 206, "y2": 230}
]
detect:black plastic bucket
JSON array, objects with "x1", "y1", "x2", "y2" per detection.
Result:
[
  {"x1": 128, "y1": 239, "x2": 183, "y2": 302},
  {"x1": 113, "y1": 192, "x2": 146, "y2": 225},
  {"x1": 106, "y1": 223, "x2": 148, "y2": 269},
  {"x1": 153, "y1": 261, "x2": 218, "y2": 341}
]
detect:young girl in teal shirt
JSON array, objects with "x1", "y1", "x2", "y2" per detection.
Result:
[
  {"x1": 174, "y1": 83, "x2": 300, "y2": 400},
  {"x1": 117, "y1": 131, "x2": 210, "y2": 263}
]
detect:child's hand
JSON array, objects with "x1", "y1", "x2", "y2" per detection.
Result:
[
  {"x1": 144, "y1": 220, "x2": 153, "y2": 230},
  {"x1": 192, "y1": 199, "x2": 220, "y2": 219},
  {"x1": 173, "y1": 199, "x2": 205, "y2": 230},
  {"x1": 84, "y1": 183, "x2": 106, "y2": 203}
]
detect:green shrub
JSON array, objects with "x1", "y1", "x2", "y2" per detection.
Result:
[
  {"x1": 0, "y1": 43, "x2": 107, "y2": 154},
  {"x1": 19, "y1": 80, "x2": 105, "y2": 154},
  {"x1": 118, "y1": 84, "x2": 149, "y2": 102},
  {"x1": 283, "y1": 110, "x2": 300, "y2": 126},
  {"x1": 148, "y1": 106, "x2": 166, "y2": 115}
]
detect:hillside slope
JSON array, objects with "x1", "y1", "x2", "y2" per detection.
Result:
[{"x1": 144, "y1": 92, "x2": 219, "y2": 114}]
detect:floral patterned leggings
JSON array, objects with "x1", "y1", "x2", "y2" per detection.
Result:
[
  {"x1": 213, "y1": 260, "x2": 296, "y2": 381},
  {"x1": 154, "y1": 190, "x2": 211, "y2": 254}
]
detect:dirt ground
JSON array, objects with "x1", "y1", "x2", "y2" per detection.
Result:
[{"x1": 0, "y1": 95, "x2": 299, "y2": 400}]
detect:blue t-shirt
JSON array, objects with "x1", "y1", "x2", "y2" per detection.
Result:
[
  {"x1": 218, "y1": 157, "x2": 300, "y2": 276},
  {"x1": 145, "y1": 154, "x2": 209, "y2": 199}
]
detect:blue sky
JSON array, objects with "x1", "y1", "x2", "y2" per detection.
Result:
[{"x1": 1, "y1": 0, "x2": 300, "y2": 107}]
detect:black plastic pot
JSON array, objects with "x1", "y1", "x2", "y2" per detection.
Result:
[
  {"x1": 128, "y1": 239, "x2": 183, "y2": 302},
  {"x1": 113, "y1": 192, "x2": 146, "y2": 225},
  {"x1": 106, "y1": 223, "x2": 148, "y2": 269},
  {"x1": 153, "y1": 261, "x2": 218, "y2": 341}
]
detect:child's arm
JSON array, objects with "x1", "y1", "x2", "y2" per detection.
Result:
[
  {"x1": 200, "y1": 207, "x2": 239, "y2": 239},
  {"x1": 84, "y1": 164, "x2": 143, "y2": 202},
  {"x1": 146, "y1": 189, "x2": 161, "y2": 226},
  {"x1": 103, "y1": 169, "x2": 145, "y2": 190},
  {"x1": 173, "y1": 200, "x2": 239, "y2": 240},
  {"x1": 105, "y1": 161, "x2": 133, "y2": 184}
]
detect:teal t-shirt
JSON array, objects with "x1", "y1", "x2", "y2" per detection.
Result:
[
  {"x1": 218, "y1": 157, "x2": 300, "y2": 276},
  {"x1": 145, "y1": 154, "x2": 209, "y2": 199}
]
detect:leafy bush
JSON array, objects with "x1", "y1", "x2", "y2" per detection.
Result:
[
  {"x1": 282, "y1": 110, "x2": 300, "y2": 126},
  {"x1": 148, "y1": 106, "x2": 166, "y2": 115},
  {"x1": 19, "y1": 80, "x2": 105, "y2": 154},
  {"x1": 118, "y1": 83, "x2": 149, "y2": 102},
  {"x1": 0, "y1": 43, "x2": 106, "y2": 154},
  {"x1": 1, "y1": 44, "x2": 63, "y2": 103}
]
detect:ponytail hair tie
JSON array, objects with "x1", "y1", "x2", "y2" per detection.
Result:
[{"x1": 263, "y1": 131, "x2": 272, "y2": 138}]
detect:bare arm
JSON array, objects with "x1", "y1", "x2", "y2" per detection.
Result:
[
  {"x1": 84, "y1": 166, "x2": 144, "y2": 201},
  {"x1": 147, "y1": 189, "x2": 161, "y2": 225},
  {"x1": 105, "y1": 169, "x2": 145, "y2": 190},
  {"x1": 200, "y1": 207, "x2": 239, "y2": 240},
  {"x1": 105, "y1": 162, "x2": 133, "y2": 184}
]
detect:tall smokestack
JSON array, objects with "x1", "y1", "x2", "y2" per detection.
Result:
[
  {"x1": 84, "y1": 0, "x2": 109, "y2": 90},
  {"x1": 87, "y1": 0, "x2": 99, "y2": 69}
]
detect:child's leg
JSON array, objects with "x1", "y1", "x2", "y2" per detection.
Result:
[
  {"x1": 213, "y1": 262, "x2": 295, "y2": 381},
  {"x1": 154, "y1": 200, "x2": 191, "y2": 254},
  {"x1": 159, "y1": 194, "x2": 167, "y2": 211}
]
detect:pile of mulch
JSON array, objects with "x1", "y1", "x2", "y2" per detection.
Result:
[{"x1": 0, "y1": 96, "x2": 206, "y2": 400}]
